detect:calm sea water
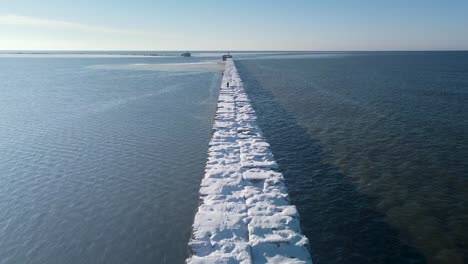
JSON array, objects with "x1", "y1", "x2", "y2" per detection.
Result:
[
  {"x1": 1, "y1": 51, "x2": 467, "y2": 264},
  {"x1": 236, "y1": 51, "x2": 468, "y2": 264},
  {"x1": 0, "y1": 55, "x2": 220, "y2": 263}
]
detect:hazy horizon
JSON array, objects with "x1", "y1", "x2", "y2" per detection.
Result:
[{"x1": 1, "y1": 49, "x2": 468, "y2": 52}]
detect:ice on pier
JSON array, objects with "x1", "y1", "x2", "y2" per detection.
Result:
[{"x1": 187, "y1": 59, "x2": 312, "y2": 264}]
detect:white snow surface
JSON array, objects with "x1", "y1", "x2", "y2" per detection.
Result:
[{"x1": 187, "y1": 59, "x2": 312, "y2": 264}]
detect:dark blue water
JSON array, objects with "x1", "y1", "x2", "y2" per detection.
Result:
[
  {"x1": 1, "y1": 51, "x2": 467, "y2": 264},
  {"x1": 0, "y1": 55, "x2": 220, "y2": 263},
  {"x1": 236, "y1": 52, "x2": 468, "y2": 264}
]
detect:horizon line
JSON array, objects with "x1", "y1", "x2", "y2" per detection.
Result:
[{"x1": 1, "y1": 49, "x2": 468, "y2": 52}]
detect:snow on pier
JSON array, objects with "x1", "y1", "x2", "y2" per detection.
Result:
[{"x1": 187, "y1": 59, "x2": 312, "y2": 264}]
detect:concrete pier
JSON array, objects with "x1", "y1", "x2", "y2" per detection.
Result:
[{"x1": 187, "y1": 59, "x2": 312, "y2": 264}]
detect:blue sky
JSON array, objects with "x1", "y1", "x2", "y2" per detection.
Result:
[{"x1": 1, "y1": 0, "x2": 467, "y2": 50}]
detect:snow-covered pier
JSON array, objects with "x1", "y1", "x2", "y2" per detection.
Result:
[{"x1": 187, "y1": 59, "x2": 312, "y2": 264}]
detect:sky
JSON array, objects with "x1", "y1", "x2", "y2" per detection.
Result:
[{"x1": 1, "y1": 0, "x2": 468, "y2": 51}]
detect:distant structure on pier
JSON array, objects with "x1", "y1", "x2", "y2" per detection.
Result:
[
  {"x1": 222, "y1": 52, "x2": 232, "y2": 61},
  {"x1": 181, "y1": 52, "x2": 191, "y2": 57}
]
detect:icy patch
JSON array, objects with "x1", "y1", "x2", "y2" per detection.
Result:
[
  {"x1": 187, "y1": 59, "x2": 312, "y2": 264},
  {"x1": 90, "y1": 60, "x2": 225, "y2": 72}
]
